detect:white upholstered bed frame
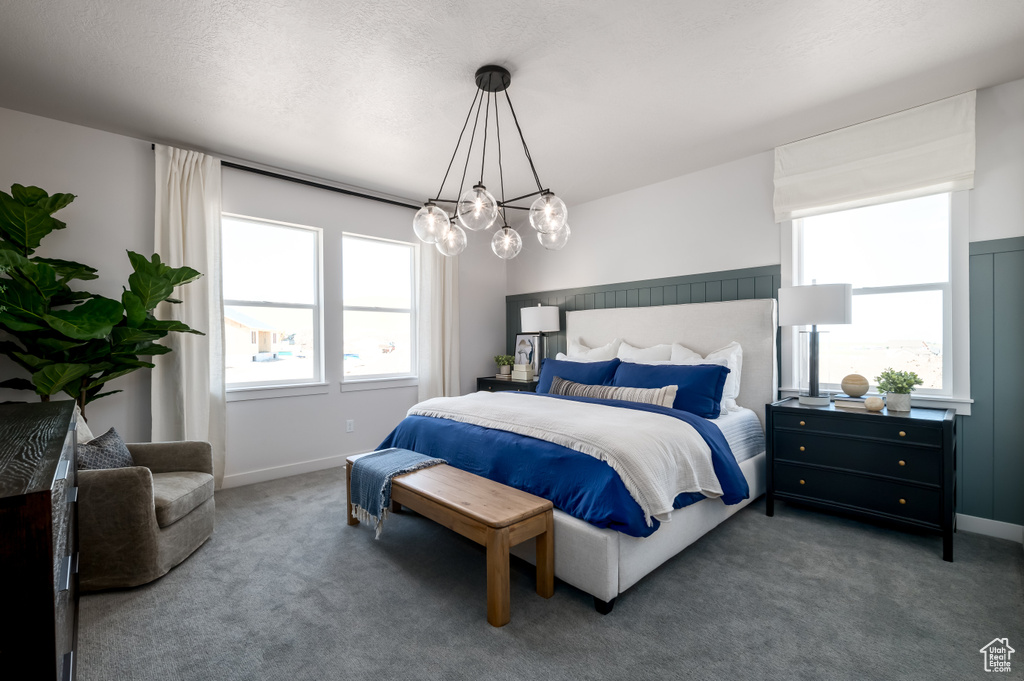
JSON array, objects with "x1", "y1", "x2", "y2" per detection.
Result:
[{"x1": 509, "y1": 298, "x2": 778, "y2": 610}]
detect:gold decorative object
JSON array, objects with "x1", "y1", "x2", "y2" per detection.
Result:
[
  {"x1": 864, "y1": 396, "x2": 884, "y2": 412},
  {"x1": 841, "y1": 374, "x2": 869, "y2": 397}
]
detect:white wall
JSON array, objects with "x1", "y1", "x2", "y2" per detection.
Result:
[
  {"x1": 0, "y1": 107, "x2": 154, "y2": 442},
  {"x1": 506, "y1": 151, "x2": 777, "y2": 295},
  {"x1": 0, "y1": 107, "x2": 507, "y2": 485},
  {"x1": 971, "y1": 77, "x2": 1024, "y2": 243}
]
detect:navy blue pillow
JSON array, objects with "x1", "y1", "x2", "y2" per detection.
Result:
[
  {"x1": 611, "y1": 362, "x2": 730, "y2": 418},
  {"x1": 536, "y1": 357, "x2": 621, "y2": 394}
]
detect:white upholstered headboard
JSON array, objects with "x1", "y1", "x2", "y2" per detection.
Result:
[{"x1": 566, "y1": 299, "x2": 778, "y2": 427}]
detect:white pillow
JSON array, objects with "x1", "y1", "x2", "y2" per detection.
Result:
[
  {"x1": 617, "y1": 340, "x2": 672, "y2": 363},
  {"x1": 554, "y1": 352, "x2": 605, "y2": 363},
  {"x1": 567, "y1": 337, "x2": 621, "y2": 361},
  {"x1": 670, "y1": 341, "x2": 743, "y2": 412}
]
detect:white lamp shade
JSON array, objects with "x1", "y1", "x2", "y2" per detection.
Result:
[
  {"x1": 779, "y1": 284, "x2": 853, "y2": 326},
  {"x1": 521, "y1": 305, "x2": 560, "y2": 333}
]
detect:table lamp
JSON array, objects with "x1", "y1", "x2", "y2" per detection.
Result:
[
  {"x1": 779, "y1": 283, "x2": 852, "y2": 406},
  {"x1": 520, "y1": 304, "x2": 560, "y2": 363}
]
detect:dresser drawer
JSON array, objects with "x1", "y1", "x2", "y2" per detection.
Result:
[
  {"x1": 773, "y1": 431, "x2": 940, "y2": 485},
  {"x1": 774, "y1": 411, "x2": 941, "y2": 447},
  {"x1": 775, "y1": 462, "x2": 941, "y2": 526}
]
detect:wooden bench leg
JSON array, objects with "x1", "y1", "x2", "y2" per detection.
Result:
[
  {"x1": 345, "y1": 462, "x2": 358, "y2": 527},
  {"x1": 486, "y1": 527, "x2": 511, "y2": 627},
  {"x1": 536, "y1": 510, "x2": 554, "y2": 598}
]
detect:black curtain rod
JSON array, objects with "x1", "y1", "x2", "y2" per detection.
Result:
[{"x1": 151, "y1": 144, "x2": 420, "y2": 211}]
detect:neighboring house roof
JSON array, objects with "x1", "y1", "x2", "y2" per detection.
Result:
[{"x1": 224, "y1": 306, "x2": 277, "y2": 332}]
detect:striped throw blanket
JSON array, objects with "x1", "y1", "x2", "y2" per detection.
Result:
[{"x1": 350, "y1": 448, "x2": 445, "y2": 538}]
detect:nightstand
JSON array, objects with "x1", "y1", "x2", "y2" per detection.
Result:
[
  {"x1": 766, "y1": 397, "x2": 956, "y2": 561},
  {"x1": 477, "y1": 376, "x2": 539, "y2": 393}
]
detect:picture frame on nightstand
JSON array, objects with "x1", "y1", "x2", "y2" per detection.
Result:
[{"x1": 514, "y1": 334, "x2": 540, "y2": 374}]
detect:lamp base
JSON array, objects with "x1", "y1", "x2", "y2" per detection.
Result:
[{"x1": 798, "y1": 394, "x2": 831, "y2": 406}]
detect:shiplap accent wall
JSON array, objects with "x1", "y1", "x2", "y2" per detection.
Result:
[
  {"x1": 962, "y1": 236, "x2": 1024, "y2": 525},
  {"x1": 505, "y1": 265, "x2": 781, "y2": 357}
]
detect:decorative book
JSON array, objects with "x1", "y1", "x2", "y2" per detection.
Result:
[{"x1": 834, "y1": 398, "x2": 867, "y2": 409}]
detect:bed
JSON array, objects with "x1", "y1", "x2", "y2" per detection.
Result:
[{"x1": 381, "y1": 298, "x2": 778, "y2": 611}]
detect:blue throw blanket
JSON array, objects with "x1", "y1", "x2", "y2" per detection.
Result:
[
  {"x1": 378, "y1": 393, "x2": 748, "y2": 538},
  {"x1": 350, "y1": 448, "x2": 445, "y2": 538}
]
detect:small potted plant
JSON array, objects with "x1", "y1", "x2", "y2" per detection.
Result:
[
  {"x1": 874, "y1": 368, "x2": 923, "y2": 412},
  {"x1": 494, "y1": 354, "x2": 514, "y2": 376}
]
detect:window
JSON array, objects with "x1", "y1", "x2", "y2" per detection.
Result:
[
  {"x1": 222, "y1": 214, "x2": 323, "y2": 388},
  {"x1": 342, "y1": 234, "x2": 416, "y2": 381},
  {"x1": 794, "y1": 193, "x2": 953, "y2": 395}
]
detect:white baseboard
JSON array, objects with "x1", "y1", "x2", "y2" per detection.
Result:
[
  {"x1": 957, "y1": 513, "x2": 1024, "y2": 545},
  {"x1": 220, "y1": 452, "x2": 354, "y2": 489}
]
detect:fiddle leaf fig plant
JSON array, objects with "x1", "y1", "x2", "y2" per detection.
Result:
[
  {"x1": 874, "y1": 368, "x2": 923, "y2": 394},
  {"x1": 0, "y1": 184, "x2": 203, "y2": 418}
]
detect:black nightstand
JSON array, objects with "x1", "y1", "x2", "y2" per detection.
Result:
[
  {"x1": 477, "y1": 376, "x2": 539, "y2": 393},
  {"x1": 766, "y1": 397, "x2": 956, "y2": 561}
]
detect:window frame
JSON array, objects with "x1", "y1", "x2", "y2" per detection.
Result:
[
  {"x1": 340, "y1": 232, "x2": 418, "y2": 388},
  {"x1": 781, "y1": 190, "x2": 972, "y2": 413},
  {"x1": 222, "y1": 213, "x2": 326, "y2": 393}
]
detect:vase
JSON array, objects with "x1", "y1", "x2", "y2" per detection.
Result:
[
  {"x1": 499, "y1": 365, "x2": 511, "y2": 375},
  {"x1": 885, "y1": 393, "x2": 912, "y2": 412}
]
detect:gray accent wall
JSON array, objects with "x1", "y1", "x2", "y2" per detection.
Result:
[
  {"x1": 962, "y1": 237, "x2": 1024, "y2": 525},
  {"x1": 505, "y1": 264, "x2": 781, "y2": 358}
]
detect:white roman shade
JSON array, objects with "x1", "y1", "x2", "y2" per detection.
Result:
[{"x1": 773, "y1": 91, "x2": 976, "y2": 222}]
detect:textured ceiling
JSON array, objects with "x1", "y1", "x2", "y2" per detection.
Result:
[{"x1": 1, "y1": 0, "x2": 1023, "y2": 208}]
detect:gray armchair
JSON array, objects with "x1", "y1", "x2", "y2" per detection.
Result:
[{"x1": 78, "y1": 441, "x2": 215, "y2": 591}]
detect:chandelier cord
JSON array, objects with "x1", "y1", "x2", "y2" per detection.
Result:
[
  {"x1": 455, "y1": 89, "x2": 487, "y2": 212},
  {"x1": 496, "y1": 90, "x2": 508, "y2": 225},
  {"x1": 504, "y1": 89, "x2": 544, "y2": 193},
  {"x1": 433, "y1": 87, "x2": 480, "y2": 202},
  {"x1": 479, "y1": 89, "x2": 491, "y2": 184}
]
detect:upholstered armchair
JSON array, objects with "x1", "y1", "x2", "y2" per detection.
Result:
[{"x1": 78, "y1": 441, "x2": 216, "y2": 591}]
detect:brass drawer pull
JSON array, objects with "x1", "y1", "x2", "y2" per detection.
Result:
[
  {"x1": 799, "y1": 446, "x2": 806, "y2": 452},
  {"x1": 799, "y1": 421, "x2": 805, "y2": 426},
  {"x1": 899, "y1": 498, "x2": 907, "y2": 505},
  {"x1": 899, "y1": 431, "x2": 906, "y2": 437},
  {"x1": 898, "y1": 460, "x2": 906, "y2": 467},
  {"x1": 799, "y1": 479, "x2": 806, "y2": 485}
]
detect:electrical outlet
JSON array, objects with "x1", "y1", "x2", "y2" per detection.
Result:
[{"x1": 346, "y1": 419, "x2": 354, "y2": 433}]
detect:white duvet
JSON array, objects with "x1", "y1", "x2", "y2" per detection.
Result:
[{"x1": 408, "y1": 392, "x2": 723, "y2": 526}]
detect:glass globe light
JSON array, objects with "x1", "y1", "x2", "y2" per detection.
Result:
[
  {"x1": 435, "y1": 224, "x2": 467, "y2": 257},
  {"x1": 490, "y1": 226, "x2": 522, "y2": 260},
  {"x1": 529, "y1": 191, "x2": 567, "y2": 234},
  {"x1": 412, "y1": 202, "x2": 450, "y2": 244},
  {"x1": 537, "y1": 222, "x2": 570, "y2": 250},
  {"x1": 456, "y1": 184, "x2": 498, "y2": 231}
]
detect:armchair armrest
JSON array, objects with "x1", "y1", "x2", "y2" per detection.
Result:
[
  {"x1": 126, "y1": 441, "x2": 213, "y2": 475},
  {"x1": 78, "y1": 466, "x2": 159, "y2": 539}
]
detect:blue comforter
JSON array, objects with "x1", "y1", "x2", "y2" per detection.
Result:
[{"x1": 377, "y1": 392, "x2": 749, "y2": 538}]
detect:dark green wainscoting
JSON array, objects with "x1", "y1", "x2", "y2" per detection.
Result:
[
  {"x1": 505, "y1": 264, "x2": 781, "y2": 360},
  {"x1": 962, "y1": 237, "x2": 1024, "y2": 525}
]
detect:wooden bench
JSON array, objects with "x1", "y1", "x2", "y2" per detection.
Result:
[{"x1": 346, "y1": 454, "x2": 554, "y2": 627}]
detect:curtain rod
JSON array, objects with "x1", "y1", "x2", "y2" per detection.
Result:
[{"x1": 150, "y1": 144, "x2": 420, "y2": 211}]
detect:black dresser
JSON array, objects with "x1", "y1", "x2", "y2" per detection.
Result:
[
  {"x1": 0, "y1": 401, "x2": 79, "y2": 680},
  {"x1": 476, "y1": 376, "x2": 539, "y2": 393},
  {"x1": 766, "y1": 397, "x2": 956, "y2": 561}
]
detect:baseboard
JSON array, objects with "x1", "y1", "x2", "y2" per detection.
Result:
[
  {"x1": 220, "y1": 452, "x2": 353, "y2": 489},
  {"x1": 957, "y1": 513, "x2": 1024, "y2": 545}
]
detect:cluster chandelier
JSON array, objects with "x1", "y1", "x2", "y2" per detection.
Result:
[{"x1": 413, "y1": 65, "x2": 570, "y2": 260}]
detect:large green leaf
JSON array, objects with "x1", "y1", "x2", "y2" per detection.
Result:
[
  {"x1": 0, "y1": 277, "x2": 46, "y2": 321},
  {"x1": 85, "y1": 366, "x2": 139, "y2": 390},
  {"x1": 85, "y1": 390, "x2": 122, "y2": 404},
  {"x1": 64, "y1": 340, "x2": 113, "y2": 364},
  {"x1": 43, "y1": 296, "x2": 123, "y2": 340},
  {"x1": 31, "y1": 257, "x2": 99, "y2": 282},
  {"x1": 49, "y1": 288, "x2": 93, "y2": 307},
  {"x1": 0, "y1": 377, "x2": 35, "y2": 391},
  {"x1": 116, "y1": 341, "x2": 173, "y2": 356},
  {"x1": 33, "y1": 337, "x2": 86, "y2": 353},
  {"x1": 31, "y1": 363, "x2": 91, "y2": 395},
  {"x1": 128, "y1": 267, "x2": 174, "y2": 310},
  {"x1": 122, "y1": 290, "x2": 146, "y2": 327},
  {"x1": 0, "y1": 186, "x2": 75, "y2": 254},
  {"x1": 111, "y1": 327, "x2": 161, "y2": 345},
  {"x1": 168, "y1": 266, "x2": 202, "y2": 287},
  {"x1": 141, "y1": 318, "x2": 203, "y2": 334},
  {"x1": 12, "y1": 351, "x2": 52, "y2": 370}
]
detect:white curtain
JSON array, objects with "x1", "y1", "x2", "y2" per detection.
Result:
[
  {"x1": 417, "y1": 245, "x2": 460, "y2": 400},
  {"x1": 152, "y1": 145, "x2": 226, "y2": 487},
  {"x1": 774, "y1": 91, "x2": 976, "y2": 222}
]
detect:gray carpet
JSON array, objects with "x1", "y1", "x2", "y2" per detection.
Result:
[{"x1": 79, "y1": 466, "x2": 1024, "y2": 681}]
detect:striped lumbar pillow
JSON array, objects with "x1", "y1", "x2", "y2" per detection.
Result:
[{"x1": 549, "y1": 376, "x2": 677, "y2": 409}]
